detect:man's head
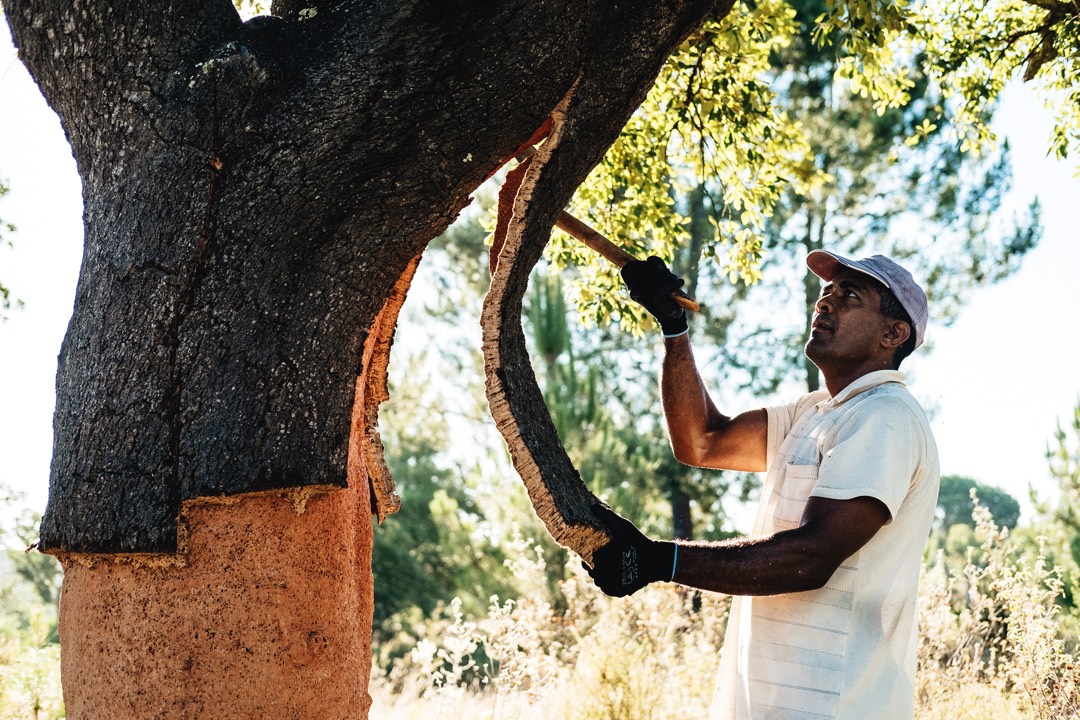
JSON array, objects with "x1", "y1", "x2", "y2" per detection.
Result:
[{"x1": 805, "y1": 251, "x2": 928, "y2": 374}]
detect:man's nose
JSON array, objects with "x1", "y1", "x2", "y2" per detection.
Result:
[{"x1": 815, "y1": 294, "x2": 833, "y2": 313}]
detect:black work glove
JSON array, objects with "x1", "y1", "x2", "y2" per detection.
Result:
[
  {"x1": 584, "y1": 503, "x2": 677, "y2": 598},
  {"x1": 620, "y1": 256, "x2": 688, "y2": 336}
]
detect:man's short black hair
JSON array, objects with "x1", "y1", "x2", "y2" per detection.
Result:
[{"x1": 876, "y1": 283, "x2": 917, "y2": 368}]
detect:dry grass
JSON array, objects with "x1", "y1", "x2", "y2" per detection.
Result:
[
  {"x1": 916, "y1": 503, "x2": 1079, "y2": 720},
  {"x1": 371, "y1": 536, "x2": 728, "y2": 720},
  {"x1": 373, "y1": 513, "x2": 1079, "y2": 720},
  {"x1": 0, "y1": 610, "x2": 63, "y2": 720},
  {"x1": 2, "y1": 510, "x2": 1077, "y2": 720}
]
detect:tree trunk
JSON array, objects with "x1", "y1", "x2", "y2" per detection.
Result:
[
  {"x1": 5, "y1": 0, "x2": 729, "y2": 715},
  {"x1": 801, "y1": 205, "x2": 823, "y2": 392},
  {"x1": 671, "y1": 484, "x2": 695, "y2": 540}
]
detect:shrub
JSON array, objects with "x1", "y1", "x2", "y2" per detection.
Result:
[
  {"x1": 375, "y1": 503, "x2": 1079, "y2": 720},
  {"x1": 916, "y1": 501, "x2": 1079, "y2": 720},
  {"x1": 370, "y1": 535, "x2": 729, "y2": 720}
]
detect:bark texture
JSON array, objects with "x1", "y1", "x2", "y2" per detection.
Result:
[
  {"x1": 5, "y1": 0, "x2": 728, "y2": 716},
  {"x1": 6, "y1": 0, "x2": 722, "y2": 553}
]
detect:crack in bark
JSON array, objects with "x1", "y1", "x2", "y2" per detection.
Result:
[{"x1": 166, "y1": 154, "x2": 224, "y2": 527}]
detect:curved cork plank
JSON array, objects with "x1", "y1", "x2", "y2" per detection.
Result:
[
  {"x1": 352, "y1": 253, "x2": 423, "y2": 522},
  {"x1": 482, "y1": 2, "x2": 730, "y2": 565},
  {"x1": 482, "y1": 95, "x2": 610, "y2": 566}
]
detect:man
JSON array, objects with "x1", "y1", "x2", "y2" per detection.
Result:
[{"x1": 586, "y1": 250, "x2": 940, "y2": 720}]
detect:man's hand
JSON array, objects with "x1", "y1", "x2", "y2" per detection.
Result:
[
  {"x1": 621, "y1": 256, "x2": 688, "y2": 336},
  {"x1": 584, "y1": 504, "x2": 676, "y2": 597}
]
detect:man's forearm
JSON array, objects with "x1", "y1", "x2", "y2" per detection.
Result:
[
  {"x1": 669, "y1": 530, "x2": 837, "y2": 596},
  {"x1": 667, "y1": 495, "x2": 890, "y2": 596},
  {"x1": 661, "y1": 334, "x2": 723, "y2": 464}
]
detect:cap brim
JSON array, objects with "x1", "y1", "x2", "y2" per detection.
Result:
[
  {"x1": 806, "y1": 250, "x2": 842, "y2": 281},
  {"x1": 806, "y1": 250, "x2": 890, "y2": 288}
]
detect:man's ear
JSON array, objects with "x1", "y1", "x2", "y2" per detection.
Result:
[{"x1": 882, "y1": 320, "x2": 912, "y2": 349}]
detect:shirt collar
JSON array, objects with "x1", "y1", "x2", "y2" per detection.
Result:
[{"x1": 822, "y1": 369, "x2": 906, "y2": 408}]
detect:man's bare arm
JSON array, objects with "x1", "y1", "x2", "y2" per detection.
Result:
[
  {"x1": 670, "y1": 496, "x2": 890, "y2": 595},
  {"x1": 661, "y1": 333, "x2": 767, "y2": 471},
  {"x1": 585, "y1": 496, "x2": 891, "y2": 597}
]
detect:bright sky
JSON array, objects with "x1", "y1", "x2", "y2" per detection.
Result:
[{"x1": 1, "y1": 20, "x2": 1078, "y2": 526}]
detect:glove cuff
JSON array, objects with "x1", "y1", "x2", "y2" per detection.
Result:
[
  {"x1": 649, "y1": 540, "x2": 679, "y2": 584},
  {"x1": 659, "y1": 313, "x2": 688, "y2": 337}
]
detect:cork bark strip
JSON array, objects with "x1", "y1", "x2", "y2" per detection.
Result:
[
  {"x1": 481, "y1": 96, "x2": 610, "y2": 566},
  {"x1": 354, "y1": 253, "x2": 423, "y2": 522}
]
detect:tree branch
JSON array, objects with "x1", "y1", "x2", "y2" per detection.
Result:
[{"x1": 1017, "y1": 0, "x2": 1075, "y2": 13}]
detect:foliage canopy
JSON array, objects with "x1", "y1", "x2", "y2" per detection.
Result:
[
  {"x1": 547, "y1": 0, "x2": 1063, "y2": 336},
  {"x1": 821, "y1": 0, "x2": 1080, "y2": 161}
]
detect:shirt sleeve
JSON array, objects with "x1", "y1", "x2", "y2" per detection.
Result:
[
  {"x1": 765, "y1": 390, "x2": 828, "y2": 470},
  {"x1": 811, "y1": 396, "x2": 925, "y2": 520}
]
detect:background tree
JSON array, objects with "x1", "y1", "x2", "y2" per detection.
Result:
[
  {"x1": 372, "y1": 359, "x2": 511, "y2": 626},
  {"x1": 936, "y1": 474, "x2": 1021, "y2": 532},
  {"x1": 0, "y1": 485, "x2": 62, "y2": 637},
  {"x1": 376, "y1": 203, "x2": 553, "y2": 626},
  {"x1": 0, "y1": 486, "x2": 63, "y2": 720},
  {"x1": 1042, "y1": 397, "x2": 1080, "y2": 568}
]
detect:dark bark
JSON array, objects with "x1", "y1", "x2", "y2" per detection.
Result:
[
  {"x1": 4, "y1": 0, "x2": 728, "y2": 552},
  {"x1": 802, "y1": 207, "x2": 823, "y2": 393}
]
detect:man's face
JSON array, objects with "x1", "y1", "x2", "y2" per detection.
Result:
[{"x1": 804, "y1": 268, "x2": 892, "y2": 373}]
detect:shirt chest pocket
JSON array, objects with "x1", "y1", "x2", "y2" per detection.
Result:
[{"x1": 773, "y1": 464, "x2": 819, "y2": 528}]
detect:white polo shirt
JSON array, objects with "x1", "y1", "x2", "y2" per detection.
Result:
[{"x1": 710, "y1": 370, "x2": 940, "y2": 720}]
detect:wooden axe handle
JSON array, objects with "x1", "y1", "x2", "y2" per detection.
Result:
[
  {"x1": 554, "y1": 211, "x2": 637, "y2": 267},
  {"x1": 554, "y1": 212, "x2": 700, "y2": 312},
  {"x1": 512, "y1": 145, "x2": 700, "y2": 312}
]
